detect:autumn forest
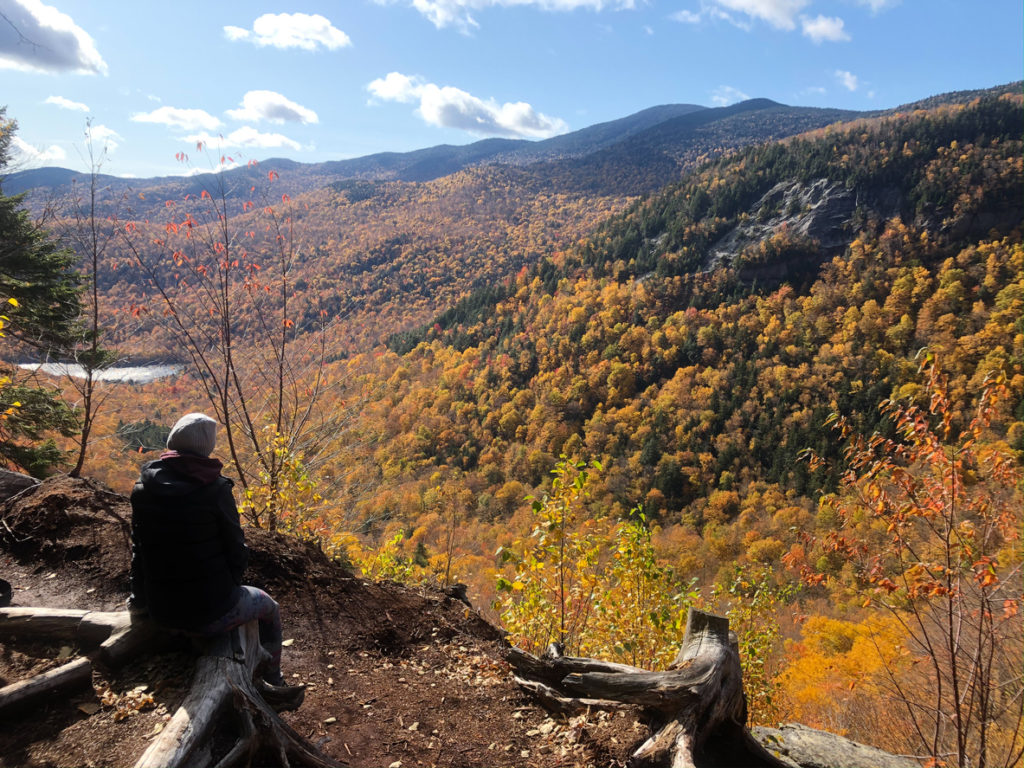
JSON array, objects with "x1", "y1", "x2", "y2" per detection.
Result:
[{"x1": 2, "y1": 84, "x2": 1022, "y2": 766}]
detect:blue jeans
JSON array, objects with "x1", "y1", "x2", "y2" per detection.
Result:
[{"x1": 199, "y1": 586, "x2": 283, "y2": 682}]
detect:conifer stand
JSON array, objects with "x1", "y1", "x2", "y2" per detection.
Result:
[{"x1": 506, "y1": 608, "x2": 789, "y2": 768}]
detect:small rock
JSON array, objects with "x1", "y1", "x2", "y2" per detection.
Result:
[{"x1": 0, "y1": 468, "x2": 38, "y2": 502}]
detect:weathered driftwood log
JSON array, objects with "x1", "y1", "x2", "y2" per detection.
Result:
[
  {"x1": 506, "y1": 608, "x2": 790, "y2": 768},
  {"x1": 0, "y1": 607, "x2": 147, "y2": 716},
  {"x1": 0, "y1": 607, "x2": 344, "y2": 768}
]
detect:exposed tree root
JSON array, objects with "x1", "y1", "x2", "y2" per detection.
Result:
[
  {"x1": 506, "y1": 608, "x2": 790, "y2": 768},
  {"x1": 0, "y1": 606, "x2": 344, "y2": 768}
]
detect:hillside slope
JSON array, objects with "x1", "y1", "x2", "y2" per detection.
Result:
[{"x1": 320, "y1": 90, "x2": 1023, "y2": 598}]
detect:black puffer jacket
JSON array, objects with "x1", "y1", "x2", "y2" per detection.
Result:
[{"x1": 129, "y1": 453, "x2": 248, "y2": 630}]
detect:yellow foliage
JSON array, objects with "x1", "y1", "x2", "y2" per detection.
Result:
[{"x1": 778, "y1": 614, "x2": 909, "y2": 746}]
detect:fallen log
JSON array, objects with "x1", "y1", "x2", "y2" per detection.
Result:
[
  {"x1": 0, "y1": 606, "x2": 143, "y2": 717},
  {"x1": 0, "y1": 606, "x2": 344, "y2": 768},
  {"x1": 506, "y1": 608, "x2": 790, "y2": 768}
]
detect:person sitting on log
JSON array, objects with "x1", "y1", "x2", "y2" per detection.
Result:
[{"x1": 127, "y1": 412, "x2": 291, "y2": 688}]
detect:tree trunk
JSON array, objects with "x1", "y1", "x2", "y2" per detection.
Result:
[{"x1": 506, "y1": 608, "x2": 790, "y2": 768}]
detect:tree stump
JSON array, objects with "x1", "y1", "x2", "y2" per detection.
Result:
[
  {"x1": 0, "y1": 606, "x2": 344, "y2": 768},
  {"x1": 506, "y1": 608, "x2": 790, "y2": 768}
]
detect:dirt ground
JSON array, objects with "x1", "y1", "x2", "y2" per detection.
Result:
[{"x1": 0, "y1": 476, "x2": 642, "y2": 768}]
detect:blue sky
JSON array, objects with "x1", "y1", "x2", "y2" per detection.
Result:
[{"x1": 1, "y1": 0, "x2": 1021, "y2": 178}]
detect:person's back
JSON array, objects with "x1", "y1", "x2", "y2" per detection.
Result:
[
  {"x1": 129, "y1": 413, "x2": 289, "y2": 688},
  {"x1": 130, "y1": 450, "x2": 246, "y2": 630}
]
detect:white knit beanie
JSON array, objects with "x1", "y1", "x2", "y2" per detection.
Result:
[{"x1": 166, "y1": 413, "x2": 217, "y2": 457}]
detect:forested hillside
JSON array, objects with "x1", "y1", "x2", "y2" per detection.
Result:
[
  {"x1": 315, "y1": 92, "x2": 1022, "y2": 761},
  {"x1": 9, "y1": 87, "x2": 1014, "y2": 366},
  {"x1": 2, "y1": 86, "x2": 1021, "y2": 765},
  {"x1": 42, "y1": 97, "x2": 891, "y2": 361},
  {"x1": 361, "y1": 92, "x2": 1022, "y2": 520}
]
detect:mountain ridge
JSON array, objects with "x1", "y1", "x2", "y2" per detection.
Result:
[
  {"x1": 2, "y1": 102, "x2": 708, "y2": 195},
  {"x1": 5, "y1": 81, "x2": 1017, "y2": 205}
]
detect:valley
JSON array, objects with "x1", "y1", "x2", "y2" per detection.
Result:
[{"x1": 2, "y1": 83, "x2": 1022, "y2": 764}]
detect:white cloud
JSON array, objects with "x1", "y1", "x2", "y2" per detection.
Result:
[
  {"x1": 367, "y1": 72, "x2": 422, "y2": 103},
  {"x1": 711, "y1": 0, "x2": 809, "y2": 30},
  {"x1": 367, "y1": 71, "x2": 568, "y2": 139},
  {"x1": 224, "y1": 13, "x2": 351, "y2": 50},
  {"x1": 185, "y1": 127, "x2": 302, "y2": 152},
  {"x1": 227, "y1": 90, "x2": 319, "y2": 125},
  {"x1": 0, "y1": 0, "x2": 106, "y2": 74},
  {"x1": 857, "y1": 0, "x2": 898, "y2": 12},
  {"x1": 132, "y1": 106, "x2": 223, "y2": 132},
  {"x1": 801, "y1": 14, "x2": 849, "y2": 43},
  {"x1": 711, "y1": 85, "x2": 750, "y2": 106},
  {"x1": 45, "y1": 94, "x2": 88, "y2": 111},
  {"x1": 670, "y1": 9, "x2": 701, "y2": 23},
  {"x1": 11, "y1": 135, "x2": 65, "y2": 166},
  {"x1": 386, "y1": 1, "x2": 636, "y2": 32},
  {"x1": 835, "y1": 69, "x2": 859, "y2": 91},
  {"x1": 86, "y1": 123, "x2": 120, "y2": 152}
]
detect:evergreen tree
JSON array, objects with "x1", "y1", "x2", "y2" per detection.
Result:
[{"x1": 0, "y1": 109, "x2": 82, "y2": 476}]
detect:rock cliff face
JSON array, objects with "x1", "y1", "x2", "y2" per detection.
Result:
[{"x1": 707, "y1": 178, "x2": 856, "y2": 276}]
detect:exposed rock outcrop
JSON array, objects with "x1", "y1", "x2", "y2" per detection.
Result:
[
  {"x1": 754, "y1": 723, "x2": 920, "y2": 768},
  {"x1": 707, "y1": 178, "x2": 856, "y2": 274}
]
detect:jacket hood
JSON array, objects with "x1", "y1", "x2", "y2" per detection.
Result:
[{"x1": 138, "y1": 452, "x2": 225, "y2": 494}]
